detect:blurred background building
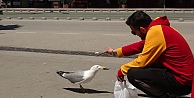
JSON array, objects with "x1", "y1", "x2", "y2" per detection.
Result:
[{"x1": 0, "y1": 0, "x2": 194, "y2": 8}]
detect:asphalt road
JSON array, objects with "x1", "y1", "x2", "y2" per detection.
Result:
[{"x1": 0, "y1": 19, "x2": 193, "y2": 98}]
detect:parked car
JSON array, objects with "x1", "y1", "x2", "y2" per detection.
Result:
[{"x1": 71, "y1": 0, "x2": 88, "y2": 8}]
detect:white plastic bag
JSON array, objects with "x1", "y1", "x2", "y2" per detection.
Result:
[{"x1": 114, "y1": 80, "x2": 138, "y2": 98}]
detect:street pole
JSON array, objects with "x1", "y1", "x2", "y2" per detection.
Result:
[
  {"x1": 163, "y1": 0, "x2": 165, "y2": 15},
  {"x1": 0, "y1": 9, "x2": 3, "y2": 15},
  {"x1": 0, "y1": 1, "x2": 3, "y2": 15}
]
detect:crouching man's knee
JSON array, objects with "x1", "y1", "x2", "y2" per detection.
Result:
[{"x1": 127, "y1": 68, "x2": 139, "y2": 80}]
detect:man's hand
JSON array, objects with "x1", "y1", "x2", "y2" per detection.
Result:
[
  {"x1": 104, "y1": 47, "x2": 117, "y2": 56},
  {"x1": 104, "y1": 47, "x2": 114, "y2": 55},
  {"x1": 117, "y1": 69, "x2": 124, "y2": 82}
]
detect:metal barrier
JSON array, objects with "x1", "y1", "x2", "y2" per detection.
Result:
[
  {"x1": 1, "y1": 8, "x2": 194, "y2": 13},
  {"x1": 1, "y1": 8, "x2": 194, "y2": 21}
]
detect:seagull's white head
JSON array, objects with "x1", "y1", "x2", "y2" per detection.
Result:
[{"x1": 90, "y1": 65, "x2": 110, "y2": 71}]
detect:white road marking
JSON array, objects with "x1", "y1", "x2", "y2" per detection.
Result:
[
  {"x1": 57, "y1": 33, "x2": 81, "y2": 35},
  {"x1": 14, "y1": 32, "x2": 124, "y2": 36},
  {"x1": 16, "y1": 32, "x2": 36, "y2": 34},
  {"x1": 103, "y1": 34, "x2": 125, "y2": 36}
]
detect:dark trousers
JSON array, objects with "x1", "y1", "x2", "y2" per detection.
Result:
[{"x1": 127, "y1": 67, "x2": 191, "y2": 98}]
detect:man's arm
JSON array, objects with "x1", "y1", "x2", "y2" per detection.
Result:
[{"x1": 116, "y1": 40, "x2": 145, "y2": 57}]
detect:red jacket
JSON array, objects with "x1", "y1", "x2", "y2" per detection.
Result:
[{"x1": 116, "y1": 16, "x2": 194, "y2": 86}]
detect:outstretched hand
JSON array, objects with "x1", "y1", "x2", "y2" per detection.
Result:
[{"x1": 104, "y1": 47, "x2": 114, "y2": 55}]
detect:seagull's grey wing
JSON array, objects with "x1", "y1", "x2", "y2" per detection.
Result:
[{"x1": 64, "y1": 71, "x2": 85, "y2": 84}]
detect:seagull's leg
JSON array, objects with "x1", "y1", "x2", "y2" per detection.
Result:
[{"x1": 79, "y1": 84, "x2": 88, "y2": 94}]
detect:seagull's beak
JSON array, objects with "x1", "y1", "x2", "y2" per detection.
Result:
[{"x1": 100, "y1": 66, "x2": 110, "y2": 70}]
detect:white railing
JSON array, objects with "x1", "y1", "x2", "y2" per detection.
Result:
[{"x1": 1, "y1": 8, "x2": 194, "y2": 13}]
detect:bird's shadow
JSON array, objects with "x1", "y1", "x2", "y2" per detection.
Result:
[
  {"x1": 63, "y1": 87, "x2": 113, "y2": 94},
  {"x1": 138, "y1": 94, "x2": 190, "y2": 98},
  {"x1": 0, "y1": 25, "x2": 22, "y2": 30}
]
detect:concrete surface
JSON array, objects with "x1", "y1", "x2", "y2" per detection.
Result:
[{"x1": 0, "y1": 16, "x2": 193, "y2": 98}]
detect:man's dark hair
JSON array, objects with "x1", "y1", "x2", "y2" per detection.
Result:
[{"x1": 126, "y1": 11, "x2": 152, "y2": 29}]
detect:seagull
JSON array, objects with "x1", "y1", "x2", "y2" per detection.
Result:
[{"x1": 56, "y1": 65, "x2": 110, "y2": 93}]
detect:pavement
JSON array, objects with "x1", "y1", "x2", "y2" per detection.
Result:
[{"x1": 0, "y1": 9, "x2": 193, "y2": 98}]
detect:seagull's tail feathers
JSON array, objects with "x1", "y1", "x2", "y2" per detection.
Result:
[
  {"x1": 56, "y1": 71, "x2": 73, "y2": 79},
  {"x1": 56, "y1": 71, "x2": 66, "y2": 78}
]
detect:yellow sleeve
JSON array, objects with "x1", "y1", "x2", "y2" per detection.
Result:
[
  {"x1": 121, "y1": 25, "x2": 166, "y2": 75},
  {"x1": 116, "y1": 48, "x2": 124, "y2": 58}
]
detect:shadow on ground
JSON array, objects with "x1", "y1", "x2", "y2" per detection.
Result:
[
  {"x1": 138, "y1": 94, "x2": 190, "y2": 98},
  {"x1": 0, "y1": 24, "x2": 22, "y2": 30},
  {"x1": 63, "y1": 88, "x2": 113, "y2": 94}
]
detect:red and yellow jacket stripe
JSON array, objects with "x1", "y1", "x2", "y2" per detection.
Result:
[{"x1": 116, "y1": 16, "x2": 194, "y2": 86}]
